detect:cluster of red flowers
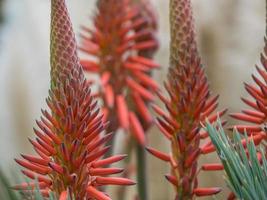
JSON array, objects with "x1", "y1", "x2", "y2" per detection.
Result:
[
  {"x1": 230, "y1": 39, "x2": 267, "y2": 143},
  {"x1": 146, "y1": 0, "x2": 226, "y2": 199},
  {"x1": 14, "y1": 0, "x2": 134, "y2": 199},
  {"x1": 228, "y1": 13, "x2": 267, "y2": 200},
  {"x1": 79, "y1": 0, "x2": 159, "y2": 146}
]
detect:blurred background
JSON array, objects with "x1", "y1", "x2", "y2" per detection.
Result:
[{"x1": 0, "y1": 0, "x2": 265, "y2": 199}]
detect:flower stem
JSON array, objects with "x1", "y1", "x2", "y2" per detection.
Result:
[
  {"x1": 136, "y1": 143, "x2": 148, "y2": 200},
  {"x1": 117, "y1": 136, "x2": 134, "y2": 200}
]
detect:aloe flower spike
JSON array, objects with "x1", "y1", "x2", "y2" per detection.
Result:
[{"x1": 14, "y1": 0, "x2": 135, "y2": 199}]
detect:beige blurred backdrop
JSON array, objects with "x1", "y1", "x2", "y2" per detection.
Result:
[{"x1": 0, "y1": 0, "x2": 265, "y2": 199}]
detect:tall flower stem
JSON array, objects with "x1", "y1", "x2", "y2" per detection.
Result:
[
  {"x1": 136, "y1": 143, "x2": 148, "y2": 200},
  {"x1": 117, "y1": 137, "x2": 148, "y2": 200},
  {"x1": 117, "y1": 136, "x2": 135, "y2": 200}
]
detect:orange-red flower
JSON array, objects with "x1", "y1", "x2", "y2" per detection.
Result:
[
  {"x1": 14, "y1": 0, "x2": 134, "y2": 199},
  {"x1": 79, "y1": 0, "x2": 159, "y2": 145},
  {"x1": 147, "y1": 0, "x2": 225, "y2": 199}
]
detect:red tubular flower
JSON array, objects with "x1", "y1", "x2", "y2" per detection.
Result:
[
  {"x1": 147, "y1": 0, "x2": 225, "y2": 199},
  {"x1": 14, "y1": 0, "x2": 134, "y2": 199},
  {"x1": 79, "y1": 0, "x2": 159, "y2": 146}
]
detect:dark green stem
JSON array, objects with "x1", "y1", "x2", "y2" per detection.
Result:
[
  {"x1": 136, "y1": 143, "x2": 148, "y2": 200},
  {"x1": 117, "y1": 137, "x2": 134, "y2": 200}
]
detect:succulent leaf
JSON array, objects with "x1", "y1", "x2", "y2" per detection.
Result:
[{"x1": 206, "y1": 120, "x2": 267, "y2": 200}]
